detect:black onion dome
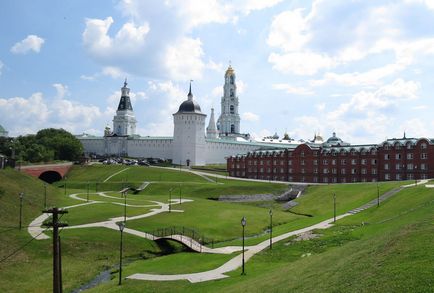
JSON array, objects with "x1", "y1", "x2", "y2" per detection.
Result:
[{"x1": 178, "y1": 100, "x2": 202, "y2": 113}]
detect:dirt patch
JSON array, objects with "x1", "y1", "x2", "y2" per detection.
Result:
[{"x1": 285, "y1": 231, "x2": 322, "y2": 245}]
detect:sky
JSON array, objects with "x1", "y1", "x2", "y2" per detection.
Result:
[{"x1": 1, "y1": 0, "x2": 434, "y2": 144}]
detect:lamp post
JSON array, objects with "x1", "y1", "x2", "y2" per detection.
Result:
[
  {"x1": 414, "y1": 165, "x2": 418, "y2": 186},
  {"x1": 123, "y1": 191, "x2": 127, "y2": 223},
  {"x1": 333, "y1": 193, "x2": 336, "y2": 223},
  {"x1": 87, "y1": 181, "x2": 90, "y2": 202},
  {"x1": 44, "y1": 183, "x2": 47, "y2": 208},
  {"x1": 64, "y1": 176, "x2": 67, "y2": 195},
  {"x1": 241, "y1": 216, "x2": 246, "y2": 275},
  {"x1": 179, "y1": 184, "x2": 182, "y2": 205},
  {"x1": 377, "y1": 182, "x2": 380, "y2": 207},
  {"x1": 19, "y1": 192, "x2": 24, "y2": 230},
  {"x1": 269, "y1": 209, "x2": 273, "y2": 249},
  {"x1": 117, "y1": 221, "x2": 125, "y2": 285},
  {"x1": 169, "y1": 188, "x2": 173, "y2": 212}
]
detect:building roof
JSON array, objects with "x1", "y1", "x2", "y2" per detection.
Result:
[
  {"x1": 117, "y1": 80, "x2": 133, "y2": 111},
  {"x1": 175, "y1": 83, "x2": 204, "y2": 114},
  {"x1": 0, "y1": 124, "x2": 6, "y2": 133}
]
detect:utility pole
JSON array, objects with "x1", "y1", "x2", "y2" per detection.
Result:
[
  {"x1": 43, "y1": 207, "x2": 68, "y2": 293},
  {"x1": 333, "y1": 193, "x2": 336, "y2": 223},
  {"x1": 377, "y1": 182, "x2": 380, "y2": 207},
  {"x1": 44, "y1": 183, "x2": 48, "y2": 208},
  {"x1": 19, "y1": 192, "x2": 24, "y2": 230}
]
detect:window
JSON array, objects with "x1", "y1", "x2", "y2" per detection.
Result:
[
  {"x1": 395, "y1": 164, "x2": 401, "y2": 170},
  {"x1": 314, "y1": 168, "x2": 318, "y2": 174},
  {"x1": 341, "y1": 159, "x2": 346, "y2": 165},
  {"x1": 301, "y1": 151, "x2": 305, "y2": 157},
  {"x1": 421, "y1": 153, "x2": 428, "y2": 159},
  {"x1": 407, "y1": 143, "x2": 413, "y2": 149},
  {"x1": 384, "y1": 163, "x2": 389, "y2": 170},
  {"x1": 332, "y1": 159, "x2": 336, "y2": 165},
  {"x1": 395, "y1": 144, "x2": 401, "y2": 150},
  {"x1": 230, "y1": 124, "x2": 235, "y2": 133},
  {"x1": 351, "y1": 159, "x2": 357, "y2": 165},
  {"x1": 301, "y1": 160, "x2": 305, "y2": 166},
  {"x1": 421, "y1": 163, "x2": 427, "y2": 170},
  {"x1": 323, "y1": 168, "x2": 329, "y2": 174},
  {"x1": 288, "y1": 168, "x2": 293, "y2": 173},
  {"x1": 384, "y1": 144, "x2": 390, "y2": 150},
  {"x1": 301, "y1": 168, "x2": 305, "y2": 174},
  {"x1": 396, "y1": 174, "x2": 401, "y2": 180},
  {"x1": 361, "y1": 168, "x2": 367, "y2": 174},
  {"x1": 384, "y1": 154, "x2": 390, "y2": 160},
  {"x1": 230, "y1": 75, "x2": 234, "y2": 84},
  {"x1": 371, "y1": 168, "x2": 377, "y2": 175},
  {"x1": 288, "y1": 160, "x2": 292, "y2": 166},
  {"x1": 407, "y1": 153, "x2": 413, "y2": 160},
  {"x1": 341, "y1": 168, "x2": 346, "y2": 175},
  {"x1": 313, "y1": 160, "x2": 318, "y2": 165},
  {"x1": 332, "y1": 168, "x2": 337, "y2": 174},
  {"x1": 396, "y1": 154, "x2": 401, "y2": 160},
  {"x1": 323, "y1": 177, "x2": 329, "y2": 183},
  {"x1": 323, "y1": 159, "x2": 328, "y2": 165},
  {"x1": 351, "y1": 168, "x2": 357, "y2": 174},
  {"x1": 361, "y1": 159, "x2": 367, "y2": 165},
  {"x1": 421, "y1": 142, "x2": 427, "y2": 149},
  {"x1": 407, "y1": 163, "x2": 413, "y2": 170},
  {"x1": 230, "y1": 88, "x2": 234, "y2": 97},
  {"x1": 371, "y1": 159, "x2": 377, "y2": 165},
  {"x1": 313, "y1": 151, "x2": 318, "y2": 156},
  {"x1": 385, "y1": 174, "x2": 390, "y2": 180},
  {"x1": 407, "y1": 174, "x2": 414, "y2": 180},
  {"x1": 230, "y1": 105, "x2": 235, "y2": 114}
]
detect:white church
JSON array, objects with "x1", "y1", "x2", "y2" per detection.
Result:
[{"x1": 77, "y1": 66, "x2": 293, "y2": 166}]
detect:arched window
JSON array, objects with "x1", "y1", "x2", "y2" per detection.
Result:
[
  {"x1": 230, "y1": 88, "x2": 234, "y2": 97},
  {"x1": 230, "y1": 105, "x2": 235, "y2": 114},
  {"x1": 230, "y1": 75, "x2": 234, "y2": 84},
  {"x1": 231, "y1": 124, "x2": 235, "y2": 133}
]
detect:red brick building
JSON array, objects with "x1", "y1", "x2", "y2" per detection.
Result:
[{"x1": 227, "y1": 134, "x2": 434, "y2": 183}]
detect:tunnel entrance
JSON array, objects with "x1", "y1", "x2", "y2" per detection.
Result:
[{"x1": 39, "y1": 171, "x2": 62, "y2": 183}]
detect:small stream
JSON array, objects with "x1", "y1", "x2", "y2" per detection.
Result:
[{"x1": 71, "y1": 266, "x2": 114, "y2": 293}]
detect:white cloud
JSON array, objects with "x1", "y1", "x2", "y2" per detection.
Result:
[
  {"x1": 52, "y1": 83, "x2": 69, "y2": 99},
  {"x1": 206, "y1": 60, "x2": 224, "y2": 73},
  {"x1": 11, "y1": 35, "x2": 45, "y2": 54},
  {"x1": 272, "y1": 83, "x2": 314, "y2": 95},
  {"x1": 268, "y1": 51, "x2": 335, "y2": 75},
  {"x1": 212, "y1": 86, "x2": 222, "y2": 97},
  {"x1": 164, "y1": 37, "x2": 205, "y2": 80},
  {"x1": 237, "y1": 80, "x2": 246, "y2": 94},
  {"x1": 102, "y1": 66, "x2": 127, "y2": 79},
  {"x1": 83, "y1": 17, "x2": 150, "y2": 58},
  {"x1": 242, "y1": 111, "x2": 259, "y2": 121}
]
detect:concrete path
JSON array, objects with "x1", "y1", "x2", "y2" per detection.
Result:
[{"x1": 103, "y1": 167, "x2": 130, "y2": 182}]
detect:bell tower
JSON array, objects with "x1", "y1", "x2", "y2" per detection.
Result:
[
  {"x1": 113, "y1": 79, "x2": 137, "y2": 136},
  {"x1": 217, "y1": 65, "x2": 240, "y2": 137}
]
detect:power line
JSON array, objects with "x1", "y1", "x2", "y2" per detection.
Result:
[{"x1": 0, "y1": 228, "x2": 49, "y2": 265}]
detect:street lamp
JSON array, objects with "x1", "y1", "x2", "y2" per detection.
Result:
[
  {"x1": 64, "y1": 176, "x2": 67, "y2": 195},
  {"x1": 169, "y1": 188, "x2": 173, "y2": 212},
  {"x1": 414, "y1": 165, "x2": 418, "y2": 186},
  {"x1": 179, "y1": 184, "x2": 182, "y2": 205},
  {"x1": 44, "y1": 183, "x2": 47, "y2": 208},
  {"x1": 377, "y1": 182, "x2": 380, "y2": 207},
  {"x1": 269, "y1": 209, "x2": 273, "y2": 249},
  {"x1": 19, "y1": 192, "x2": 24, "y2": 230},
  {"x1": 117, "y1": 221, "x2": 125, "y2": 285},
  {"x1": 333, "y1": 193, "x2": 336, "y2": 223},
  {"x1": 123, "y1": 191, "x2": 127, "y2": 223},
  {"x1": 241, "y1": 216, "x2": 246, "y2": 275},
  {"x1": 87, "y1": 181, "x2": 90, "y2": 202}
]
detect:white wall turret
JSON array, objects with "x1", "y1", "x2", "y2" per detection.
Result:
[
  {"x1": 172, "y1": 83, "x2": 207, "y2": 166},
  {"x1": 206, "y1": 108, "x2": 218, "y2": 139}
]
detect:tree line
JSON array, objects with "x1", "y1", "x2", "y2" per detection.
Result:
[{"x1": 0, "y1": 128, "x2": 83, "y2": 163}]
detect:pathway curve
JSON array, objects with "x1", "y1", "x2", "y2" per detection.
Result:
[
  {"x1": 127, "y1": 180, "x2": 429, "y2": 283},
  {"x1": 103, "y1": 167, "x2": 130, "y2": 182}
]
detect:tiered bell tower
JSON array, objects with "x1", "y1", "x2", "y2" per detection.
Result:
[
  {"x1": 113, "y1": 79, "x2": 137, "y2": 136},
  {"x1": 217, "y1": 65, "x2": 240, "y2": 137}
]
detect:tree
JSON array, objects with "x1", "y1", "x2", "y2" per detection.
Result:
[{"x1": 35, "y1": 128, "x2": 83, "y2": 161}]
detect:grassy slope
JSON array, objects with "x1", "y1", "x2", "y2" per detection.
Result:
[
  {"x1": 0, "y1": 169, "x2": 166, "y2": 293},
  {"x1": 89, "y1": 185, "x2": 434, "y2": 293}
]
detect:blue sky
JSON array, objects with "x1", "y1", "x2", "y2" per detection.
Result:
[{"x1": 1, "y1": 0, "x2": 434, "y2": 144}]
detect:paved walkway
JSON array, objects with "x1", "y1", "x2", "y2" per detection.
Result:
[{"x1": 103, "y1": 167, "x2": 130, "y2": 182}]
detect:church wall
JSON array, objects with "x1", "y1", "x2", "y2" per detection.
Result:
[{"x1": 80, "y1": 138, "x2": 105, "y2": 155}]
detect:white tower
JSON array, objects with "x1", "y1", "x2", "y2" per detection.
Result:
[
  {"x1": 217, "y1": 65, "x2": 240, "y2": 137},
  {"x1": 173, "y1": 83, "x2": 207, "y2": 166},
  {"x1": 113, "y1": 80, "x2": 137, "y2": 136},
  {"x1": 206, "y1": 108, "x2": 218, "y2": 139}
]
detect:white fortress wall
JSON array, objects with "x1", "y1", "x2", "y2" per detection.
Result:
[
  {"x1": 127, "y1": 137, "x2": 173, "y2": 159},
  {"x1": 204, "y1": 140, "x2": 259, "y2": 164}
]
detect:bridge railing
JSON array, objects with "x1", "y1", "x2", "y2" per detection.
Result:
[{"x1": 150, "y1": 226, "x2": 215, "y2": 251}]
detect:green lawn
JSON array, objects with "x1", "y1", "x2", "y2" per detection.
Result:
[{"x1": 87, "y1": 184, "x2": 434, "y2": 293}]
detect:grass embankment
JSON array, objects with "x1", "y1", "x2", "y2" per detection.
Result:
[
  {"x1": 0, "y1": 169, "x2": 174, "y2": 293},
  {"x1": 191, "y1": 164, "x2": 228, "y2": 176},
  {"x1": 89, "y1": 184, "x2": 434, "y2": 293}
]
